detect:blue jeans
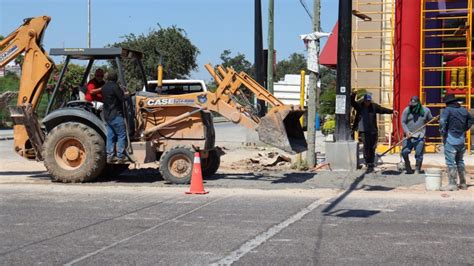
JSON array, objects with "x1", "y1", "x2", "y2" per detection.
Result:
[
  {"x1": 401, "y1": 137, "x2": 424, "y2": 161},
  {"x1": 444, "y1": 142, "x2": 465, "y2": 169},
  {"x1": 106, "y1": 116, "x2": 127, "y2": 159}
]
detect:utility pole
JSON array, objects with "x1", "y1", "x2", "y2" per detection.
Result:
[
  {"x1": 255, "y1": 0, "x2": 266, "y2": 117},
  {"x1": 267, "y1": 0, "x2": 274, "y2": 94},
  {"x1": 306, "y1": 0, "x2": 321, "y2": 167},
  {"x1": 335, "y1": 0, "x2": 352, "y2": 141},
  {"x1": 87, "y1": 0, "x2": 91, "y2": 48}
]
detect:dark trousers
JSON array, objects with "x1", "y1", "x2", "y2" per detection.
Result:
[
  {"x1": 106, "y1": 116, "x2": 127, "y2": 160},
  {"x1": 444, "y1": 142, "x2": 465, "y2": 169},
  {"x1": 401, "y1": 137, "x2": 424, "y2": 162},
  {"x1": 359, "y1": 132, "x2": 378, "y2": 166}
]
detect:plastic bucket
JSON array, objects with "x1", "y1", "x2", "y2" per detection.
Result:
[{"x1": 425, "y1": 168, "x2": 442, "y2": 191}]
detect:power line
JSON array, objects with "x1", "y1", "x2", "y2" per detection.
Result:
[{"x1": 298, "y1": 0, "x2": 313, "y2": 21}]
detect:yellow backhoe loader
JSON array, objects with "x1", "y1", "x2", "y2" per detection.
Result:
[{"x1": 1, "y1": 16, "x2": 307, "y2": 184}]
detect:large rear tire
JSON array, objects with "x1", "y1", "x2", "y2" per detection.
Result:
[
  {"x1": 43, "y1": 122, "x2": 106, "y2": 183},
  {"x1": 159, "y1": 146, "x2": 194, "y2": 184},
  {"x1": 201, "y1": 149, "x2": 220, "y2": 178}
]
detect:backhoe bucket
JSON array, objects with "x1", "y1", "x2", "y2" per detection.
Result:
[{"x1": 256, "y1": 107, "x2": 307, "y2": 154}]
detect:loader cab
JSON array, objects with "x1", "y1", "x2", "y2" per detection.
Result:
[
  {"x1": 45, "y1": 47, "x2": 148, "y2": 116},
  {"x1": 144, "y1": 79, "x2": 207, "y2": 95}
]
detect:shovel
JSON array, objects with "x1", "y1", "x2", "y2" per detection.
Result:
[
  {"x1": 256, "y1": 106, "x2": 307, "y2": 154},
  {"x1": 375, "y1": 115, "x2": 439, "y2": 165}
]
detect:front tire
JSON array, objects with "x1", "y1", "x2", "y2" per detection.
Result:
[
  {"x1": 43, "y1": 122, "x2": 106, "y2": 183},
  {"x1": 201, "y1": 149, "x2": 220, "y2": 178},
  {"x1": 159, "y1": 146, "x2": 194, "y2": 184}
]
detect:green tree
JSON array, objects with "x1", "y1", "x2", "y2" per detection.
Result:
[
  {"x1": 219, "y1": 50, "x2": 253, "y2": 74},
  {"x1": 43, "y1": 63, "x2": 85, "y2": 114},
  {"x1": 0, "y1": 71, "x2": 20, "y2": 93},
  {"x1": 319, "y1": 66, "x2": 336, "y2": 92},
  {"x1": 111, "y1": 25, "x2": 199, "y2": 91},
  {"x1": 319, "y1": 88, "x2": 336, "y2": 117},
  {"x1": 275, "y1": 53, "x2": 306, "y2": 81}
]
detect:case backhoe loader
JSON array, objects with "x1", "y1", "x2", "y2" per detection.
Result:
[{"x1": 2, "y1": 16, "x2": 307, "y2": 184}]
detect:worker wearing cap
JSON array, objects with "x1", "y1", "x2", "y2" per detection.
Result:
[
  {"x1": 439, "y1": 94, "x2": 473, "y2": 191},
  {"x1": 400, "y1": 96, "x2": 433, "y2": 174},
  {"x1": 351, "y1": 92, "x2": 396, "y2": 173},
  {"x1": 85, "y1": 68, "x2": 105, "y2": 109}
]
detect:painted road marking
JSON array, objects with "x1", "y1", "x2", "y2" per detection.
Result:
[
  {"x1": 65, "y1": 197, "x2": 227, "y2": 265},
  {"x1": 213, "y1": 194, "x2": 337, "y2": 265}
]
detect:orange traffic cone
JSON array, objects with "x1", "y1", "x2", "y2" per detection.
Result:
[{"x1": 185, "y1": 152, "x2": 209, "y2": 194}]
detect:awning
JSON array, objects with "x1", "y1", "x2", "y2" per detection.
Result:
[{"x1": 320, "y1": 22, "x2": 338, "y2": 69}]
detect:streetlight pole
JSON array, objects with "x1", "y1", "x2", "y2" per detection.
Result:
[
  {"x1": 88, "y1": 0, "x2": 91, "y2": 48},
  {"x1": 255, "y1": 0, "x2": 266, "y2": 117},
  {"x1": 324, "y1": 0, "x2": 358, "y2": 171},
  {"x1": 306, "y1": 0, "x2": 321, "y2": 167},
  {"x1": 334, "y1": 0, "x2": 352, "y2": 141},
  {"x1": 267, "y1": 0, "x2": 274, "y2": 94}
]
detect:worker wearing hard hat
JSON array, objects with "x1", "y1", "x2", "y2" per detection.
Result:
[
  {"x1": 400, "y1": 96, "x2": 433, "y2": 174},
  {"x1": 351, "y1": 92, "x2": 396, "y2": 173}
]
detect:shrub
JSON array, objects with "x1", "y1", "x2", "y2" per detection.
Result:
[{"x1": 322, "y1": 118, "x2": 335, "y2": 136}]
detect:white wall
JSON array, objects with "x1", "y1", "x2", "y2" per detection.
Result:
[{"x1": 273, "y1": 74, "x2": 309, "y2": 106}]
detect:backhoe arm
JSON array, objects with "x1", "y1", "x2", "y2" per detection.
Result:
[
  {"x1": 1, "y1": 16, "x2": 54, "y2": 108},
  {"x1": 204, "y1": 64, "x2": 307, "y2": 153},
  {"x1": 140, "y1": 65, "x2": 307, "y2": 153},
  {"x1": 1, "y1": 16, "x2": 54, "y2": 159}
]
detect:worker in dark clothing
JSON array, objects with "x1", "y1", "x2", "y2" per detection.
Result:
[
  {"x1": 439, "y1": 94, "x2": 473, "y2": 191},
  {"x1": 400, "y1": 96, "x2": 433, "y2": 174},
  {"x1": 351, "y1": 92, "x2": 396, "y2": 173},
  {"x1": 101, "y1": 70, "x2": 127, "y2": 164}
]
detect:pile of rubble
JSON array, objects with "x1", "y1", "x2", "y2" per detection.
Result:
[{"x1": 231, "y1": 151, "x2": 292, "y2": 172}]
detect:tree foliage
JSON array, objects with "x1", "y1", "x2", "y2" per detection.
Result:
[
  {"x1": 318, "y1": 67, "x2": 337, "y2": 117},
  {"x1": 0, "y1": 71, "x2": 20, "y2": 93},
  {"x1": 43, "y1": 63, "x2": 86, "y2": 114},
  {"x1": 219, "y1": 50, "x2": 253, "y2": 74},
  {"x1": 319, "y1": 66, "x2": 336, "y2": 92},
  {"x1": 49, "y1": 63, "x2": 86, "y2": 89},
  {"x1": 275, "y1": 53, "x2": 307, "y2": 81},
  {"x1": 110, "y1": 25, "x2": 199, "y2": 91}
]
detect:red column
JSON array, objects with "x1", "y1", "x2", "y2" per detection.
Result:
[{"x1": 393, "y1": 0, "x2": 421, "y2": 140}]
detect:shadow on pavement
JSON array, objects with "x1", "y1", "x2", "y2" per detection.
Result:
[
  {"x1": 324, "y1": 209, "x2": 381, "y2": 218},
  {"x1": 381, "y1": 170, "x2": 402, "y2": 175},
  {"x1": 361, "y1": 185, "x2": 394, "y2": 191},
  {"x1": 322, "y1": 172, "x2": 366, "y2": 214},
  {"x1": 205, "y1": 172, "x2": 315, "y2": 184},
  {"x1": 0, "y1": 171, "x2": 47, "y2": 176},
  {"x1": 97, "y1": 168, "x2": 163, "y2": 183}
]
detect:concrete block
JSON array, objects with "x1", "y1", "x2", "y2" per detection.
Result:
[{"x1": 325, "y1": 141, "x2": 359, "y2": 170}]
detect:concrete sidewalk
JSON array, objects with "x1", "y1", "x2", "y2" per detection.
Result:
[{"x1": 0, "y1": 129, "x2": 13, "y2": 140}]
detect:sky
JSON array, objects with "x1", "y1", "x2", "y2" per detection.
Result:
[{"x1": 1, "y1": 0, "x2": 338, "y2": 81}]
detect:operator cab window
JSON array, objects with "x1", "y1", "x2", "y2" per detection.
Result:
[{"x1": 147, "y1": 82, "x2": 204, "y2": 95}]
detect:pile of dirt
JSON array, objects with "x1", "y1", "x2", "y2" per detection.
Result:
[
  {"x1": 229, "y1": 151, "x2": 292, "y2": 172},
  {"x1": 0, "y1": 91, "x2": 17, "y2": 111}
]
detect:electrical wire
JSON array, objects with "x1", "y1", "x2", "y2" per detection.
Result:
[{"x1": 298, "y1": 0, "x2": 313, "y2": 21}]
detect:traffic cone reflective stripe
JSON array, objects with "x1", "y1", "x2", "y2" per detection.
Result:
[{"x1": 186, "y1": 152, "x2": 208, "y2": 195}]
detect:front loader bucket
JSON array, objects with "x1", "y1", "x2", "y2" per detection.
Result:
[{"x1": 256, "y1": 107, "x2": 307, "y2": 154}]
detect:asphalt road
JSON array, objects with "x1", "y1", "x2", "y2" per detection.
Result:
[
  {"x1": 1, "y1": 185, "x2": 473, "y2": 265},
  {"x1": 1, "y1": 127, "x2": 474, "y2": 265}
]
